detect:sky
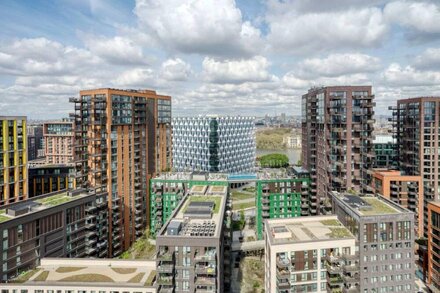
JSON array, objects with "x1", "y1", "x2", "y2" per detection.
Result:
[{"x1": 1, "y1": 0, "x2": 440, "y2": 119}]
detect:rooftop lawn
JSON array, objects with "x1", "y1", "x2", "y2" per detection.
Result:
[
  {"x1": 232, "y1": 201, "x2": 255, "y2": 211},
  {"x1": 320, "y1": 219, "x2": 342, "y2": 226},
  {"x1": 231, "y1": 191, "x2": 254, "y2": 201},
  {"x1": 35, "y1": 193, "x2": 74, "y2": 207},
  {"x1": 360, "y1": 197, "x2": 398, "y2": 215},
  {"x1": 0, "y1": 209, "x2": 10, "y2": 223},
  {"x1": 186, "y1": 196, "x2": 222, "y2": 214},
  {"x1": 327, "y1": 227, "x2": 353, "y2": 239},
  {"x1": 58, "y1": 273, "x2": 114, "y2": 282}
]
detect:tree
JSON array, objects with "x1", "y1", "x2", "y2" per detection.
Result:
[{"x1": 259, "y1": 153, "x2": 289, "y2": 168}]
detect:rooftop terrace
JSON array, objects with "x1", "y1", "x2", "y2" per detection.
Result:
[
  {"x1": 334, "y1": 193, "x2": 403, "y2": 216},
  {"x1": 12, "y1": 259, "x2": 156, "y2": 288},
  {"x1": 266, "y1": 216, "x2": 354, "y2": 245}
]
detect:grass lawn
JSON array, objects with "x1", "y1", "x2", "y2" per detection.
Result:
[
  {"x1": 59, "y1": 274, "x2": 114, "y2": 282},
  {"x1": 239, "y1": 257, "x2": 265, "y2": 293},
  {"x1": 232, "y1": 201, "x2": 255, "y2": 210},
  {"x1": 111, "y1": 268, "x2": 137, "y2": 274},
  {"x1": 184, "y1": 196, "x2": 222, "y2": 214},
  {"x1": 361, "y1": 197, "x2": 398, "y2": 215},
  {"x1": 320, "y1": 219, "x2": 341, "y2": 226},
  {"x1": 56, "y1": 267, "x2": 86, "y2": 273},
  {"x1": 35, "y1": 193, "x2": 73, "y2": 207},
  {"x1": 144, "y1": 271, "x2": 156, "y2": 286},
  {"x1": 127, "y1": 272, "x2": 145, "y2": 283},
  {"x1": 231, "y1": 191, "x2": 254, "y2": 201},
  {"x1": 11, "y1": 269, "x2": 41, "y2": 283},
  {"x1": 34, "y1": 270, "x2": 49, "y2": 282},
  {"x1": 327, "y1": 227, "x2": 352, "y2": 239},
  {"x1": 0, "y1": 209, "x2": 10, "y2": 223}
]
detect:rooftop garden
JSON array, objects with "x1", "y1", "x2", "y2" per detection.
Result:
[
  {"x1": 232, "y1": 201, "x2": 255, "y2": 211},
  {"x1": 231, "y1": 191, "x2": 254, "y2": 201},
  {"x1": 10, "y1": 269, "x2": 41, "y2": 283},
  {"x1": 185, "y1": 196, "x2": 222, "y2": 214},
  {"x1": 120, "y1": 229, "x2": 156, "y2": 260},
  {"x1": 58, "y1": 273, "x2": 114, "y2": 282},
  {"x1": 327, "y1": 227, "x2": 352, "y2": 239},
  {"x1": 360, "y1": 197, "x2": 398, "y2": 215},
  {"x1": 0, "y1": 209, "x2": 10, "y2": 223},
  {"x1": 35, "y1": 193, "x2": 74, "y2": 207},
  {"x1": 320, "y1": 219, "x2": 342, "y2": 226}
]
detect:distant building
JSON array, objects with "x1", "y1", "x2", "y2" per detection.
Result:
[
  {"x1": 43, "y1": 119, "x2": 74, "y2": 165},
  {"x1": 264, "y1": 215, "x2": 358, "y2": 293},
  {"x1": 301, "y1": 86, "x2": 375, "y2": 215},
  {"x1": 28, "y1": 164, "x2": 76, "y2": 197},
  {"x1": 373, "y1": 135, "x2": 397, "y2": 169},
  {"x1": 0, "y1": 116, "x2": 28, "y2": 206},
  {"x1": 371, "y1": 169, "x2": 423, "y2": 236},
  {"x1": 155, "y1": 183, "x2": 230, "y2": 292},
  {"x1": 173, "y1": 115, "x2": 255, "y2": 174},
  {"x1": 2, "y1": 258, "x2": 156, "y2": 292},
  {"x1": 428, "y1": 201, "x2": 440, "y2": 292},
  {"x1": 283, "y1": 134, "x2": 301, "y2": 148},
  {"x1": 0, "y1": 189, "x2": 108, "y2": 281},
  {"x1": 390, "y1": 97, "x2": 440, "y2": 237},
  {"x1": 27, "y1": 124, "x2": 43, "y2": 161},
  {"x1": 71, "y1": 88, "x2": 172, "y2": 257},
  {"x1": 331, "y1": 191, "x2": 415, "y2": 292}
]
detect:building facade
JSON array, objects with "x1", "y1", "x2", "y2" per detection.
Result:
[
  {"x1": 27, "y1": 124, "x2": 43, "y2": 161},
  {"x1": 264, "y1": 215, "x2": 358, "y2": 293},
  {"x1": 301, "y1": 86, "x2": 375, "y2": 215},
  {"x1": 390, "y1": 97, "x2": 440, "y2": 237},
  {"x1": 173, "y1": 115, "x2": 256, "y2": 174},
  {"x1": 43, "y1": 119, "x2": 74, "y2": 165},
  {"x1": 331, "y1": 192, "x2": 415, "y2": 293},
  {"x1": 0, "y1": 116, "x2": 28, "y2": 206},
  {"x1": 0, "y1": 189, "x2": 108, "y2": 281},
  {"x1": 371, "y1": 169, "x2": 423, "y2": 236},
  {"x1": 428, "y1": 201, "x2": 440, "y2": 292},
  {"x1": 70, "y1": 88, "x2": 172, "y2": 257},
  {"x1": 155, "y1": 184, "x2": 230, "y2": 293},
  {"x1": 373, "y1": 135, "x2": 397, "y2": 169},
  {"x1": 256, "y1": 167, "x2": 311, "y2": 239},
  {"x1": 28, "y1": 164, "x2": 76, "y2": 197}
]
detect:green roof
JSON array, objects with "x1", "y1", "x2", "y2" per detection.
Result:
[
  {"x1": 359, "y1": 197, "x2": 399, "y2": 215},
  {"x1": 34, "y1": 192, "x2": 73, "y2": 207}
]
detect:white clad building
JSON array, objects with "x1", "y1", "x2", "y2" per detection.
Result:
[{"x1": 172, "y1": 115, "x2": 256, "y2": 174}]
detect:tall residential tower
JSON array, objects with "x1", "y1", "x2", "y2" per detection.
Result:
[
  {"x1": 0, "y1": 116, "x2": 27, "y2": 206},
  {"x1": 70, "y1": 88, "x2": 172, "y2": 257},
  {"x1": 301, "y1": 86, "x2": 375, "y2": 214}
]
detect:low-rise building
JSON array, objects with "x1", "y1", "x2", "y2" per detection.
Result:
[
  {"x1": 155, "y1": 183, "x2": 231, "y2": 293},
  {"x1": 256, "y1": 167, "x2": 311, "y2": 239},
  {"x1": 28, "y1": 164, "x2": 76, "y2": 197},
  {"x1": 371, "y1": 169, "x2": 423, "y2": 236},
  {"x1": 428, "y1": 201, "x2": 440, "y2": 292},
  {"x1": 264, "y1": 215, "x2": 358, "y2": 293},
  {"x1": 331, "y1": 191, "x2": 415, "y2": 293},
  {"x1": 0, "y1": 189, "x2": 108, "y2": 281},
  {"x1": 2, "y1": 258, "x2": 156, "y2": 293}
]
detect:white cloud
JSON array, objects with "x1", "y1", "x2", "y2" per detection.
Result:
[
  {"x1": 202, "y1": 56, "x2": 272, "y2": 84},
  {"x1": 161, "y1": 58, "x2": 191, "y2": 81},
  {"x1": 134, "y1": 0, "x2": 262, "y2": 57},
  {"x1": 266, "y1": 5, "x2": 388, "y2": 54},
  {"x1": 113, "y1": 68, "x2": 155, "y2": 87},
  {"x1": 384, "y1": 1, "x2": 440, "y2": 34},
  {"x1": 298, "y1": 53, "x2": 381, "y2": 78},
  {"x1": 382, "y1": 63, "x2": 440, "y2": 86},
  {"x1": 81, "y1": 35, "x2": 148, "y2": 65},
  {"x1": 414, "y1": 48, "x2": 440, "y2": 70}
]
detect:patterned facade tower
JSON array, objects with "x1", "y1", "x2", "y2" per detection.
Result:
[{"x1": 172, "y1": 115, "x2": 256, "y2": 174}]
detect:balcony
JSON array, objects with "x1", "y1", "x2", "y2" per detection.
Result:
[
  {"x1": 195, "y1": 277, "x2": 216, "y2": 286},
  {"x1": 157, "y1": 264, "x2": 174, "y2": 273},
  {"x1": 157, "y1": 251, "x2": 174, "y2": 262},
  {"x1": 157, "y1": 276, "x2": 173, "y2": 286},
  {"x1": 276, "y1": 257, "x2": 290, "y2": 268},
  {"x1": 195, "y1": 253, "x2": 216, "y2": 263},
  {"x1": 195, "y1": 265, "x2": 216, "y2": 275}
]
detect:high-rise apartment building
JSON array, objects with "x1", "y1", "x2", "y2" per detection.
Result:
[
  {"x1": 27, "y1": 123, "x2": 43, "y2": 161},
  {"x1": 331, "y1": 192, "x2": 415, "y2": 293},
  {"x1": 264, "y1": 215, "x2": 358, "y2": 293},
  {"x1": 428, "y1": 201, "x2": 440, "y2": 292},
  {"x1": 301, "y1": 86, "x2": 375, "y2": 214},
  {"x1": 371, "y1": 169, "x2": 423, "y2": 236},
  {"x1": 70, "y1": 88, "x2": 172, "y2": 257},
  {"x1": 155, "y1": 184, "x2": 230, "y2": 293},
  {"x1": 173, "y1": 115, "x2": 256, "y2": 174},
  {"x1": 390, "y1": 97, "x2": 440, "y2": 236},
  {"x1": 0, "y1": 116, "x2": 28, "y2": 206},
  {"x1": 43, "y1": 119, "x2": 74, "y2": 165}
]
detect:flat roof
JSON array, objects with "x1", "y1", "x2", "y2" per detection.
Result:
[
  {"x1": 373, "y1": 135, "x2": 394, "y2": 144},
  {"x1": 266, "y1": 216, "x2": 355, "y2": 245},
  {"x1": 152, "y1": 172, "x2": 228, "y2": 182},
  {"x1": 158, "y1": 184, "x2": 227, "y2": 239},
  {"x1": 13, "y1": 259, "x2": 156, "y2": 287},
  {"x1": 332, "y1": 192, "x2": 407, "y2": 216},
  {"x1": 0, "y1": 191, "x2": 92, "y2": 224}
]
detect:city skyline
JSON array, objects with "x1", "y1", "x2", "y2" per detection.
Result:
[{"x1": 0, "y1": 0, "x2": 440, "y2": 119}]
